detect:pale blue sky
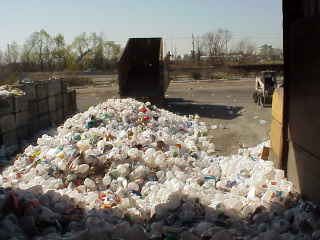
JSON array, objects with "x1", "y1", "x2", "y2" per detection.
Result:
[{"x1": 0, "y1": 0, "x2": 282, "y2": 54}]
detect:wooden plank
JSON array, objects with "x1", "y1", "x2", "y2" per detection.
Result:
[
  {"x1": 272, "y1": 88, "x2": 284, "y2": 124},
  {"x1": 271, "y1": 118, "x2": 283, "y2": 168}
]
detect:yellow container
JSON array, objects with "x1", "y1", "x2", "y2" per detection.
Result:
[
  {"x1": 271, "y1": 119, "x2": 283, "y2": 168},
  {"x1": 271, "y1": 87, "x2": 284, "y2": 168},
  {"x1": 272, "y1": 87, "x2": 284, "y2": 124}
]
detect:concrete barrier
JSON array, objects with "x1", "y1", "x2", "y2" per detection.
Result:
[
  {"x1": 0, "y1": 79, "x2": 77, "y2": 158},
  {"x1": 0, "y1": 114, "x2": 16, "y2": 132}
]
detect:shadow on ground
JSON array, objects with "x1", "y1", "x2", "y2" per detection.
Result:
[
  {"x1": 0, "y1": 186, "x2": 306, "y2": 240},
  {"x1": 164, "y1": 98, "x2": 243, "y2": 120}
]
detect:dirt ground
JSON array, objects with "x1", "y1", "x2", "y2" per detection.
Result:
[{"x1": 74, "y1": 78, "x2": 271, "y2": 156}]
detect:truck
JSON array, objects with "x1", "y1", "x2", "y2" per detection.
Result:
[
  {"x1": 118, "y1": 38, "x2": 170, "y2": 105},
  {"x1": 252, "y1": 71, "x2": 278, "y2": 107}
]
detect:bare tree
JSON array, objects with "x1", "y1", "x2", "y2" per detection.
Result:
[
  {"x1": 23, "y1": 30, "x2": 54, "y2": 71},
  {"x1": 202, "y1": 32, "x2": 222, "y2": 57},
  {"x1": 1, "y1": 30, "x2": 122, "y2": 72},
  {"x1": 236, "y1": 40, "x2": 246, "y2": 54},
  {"x1": 103, "y1": 41, "x2": 121, "y2": 60},
  {"x1": 4, "y1": 41, "x2": 20, "y2": 64},
  {"x1": 71, "y1": 32, "x2": 93, "y2": 67},
  {"x1": 173, "y1": 44, "x2": 178, "y2": 60},
  {"x1": 221, "y1": 29, "x2": 232, "y2": 53},
  {"x1": 234, "y1": 38, "x2": 257, "y2": 55},
  {"x1": 52, "y1": 33, "x2": 68, "y2": 70},
  {"x1": 0, "y1": 49, "x2": 3, "y2": 65},
  {"x1": 191, "y1": 34, "x2": 196, "y2": 60},
  {"x1": 196, "y1": 36, "x2": 204, "y2": 61},
  {"x1": 202, "y1": 29, "x2": 232, "y2": 58},
  {"x1": 259, "y1": 44, "x2": 274, "y2": 56},
  {"x1": 21, "y1": 35, "x2": 38, "y2": 71},
  {"x1": 246, "y1": 41, "x2": 257, "y2": 55},
  {"x1": 70, "y1": 32, "x2": 122, "y2": 70}
]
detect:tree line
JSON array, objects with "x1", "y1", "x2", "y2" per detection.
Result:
[
  {"x1": 171, "y1": 29, "x2": 282, "y2": 63},
  {"x1": 183, "y1": 29, "x2": 257, "y2": 61},
  {"x1": 0, "y1": 29, "x2": 282, "y2": 72},
  {"x1": 0, "y1": 30, "x2": 122, "y2": 72}
]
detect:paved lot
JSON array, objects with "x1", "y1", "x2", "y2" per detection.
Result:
[{"x1": 74, "y1": 78, "x2": 272, "y2": 156}]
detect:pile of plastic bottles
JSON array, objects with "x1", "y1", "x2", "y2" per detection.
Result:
[
  {"x1": 0, "y1": 98, "x2": 306, "y2": 239},
  {"x1": 1, "y1": 98, "x2": 293, "y2": 216},
  {"x1": 0, "y1": 85, "x2": 26, "y2": 97}
]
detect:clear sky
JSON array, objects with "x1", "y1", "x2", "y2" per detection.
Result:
[{"x1": 0, "y1": 0, "x2": 282, "y2": 55}]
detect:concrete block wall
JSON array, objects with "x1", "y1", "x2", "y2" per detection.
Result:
[{"x1": 0, "y1": 79, "x2": 77, "y2": 157}]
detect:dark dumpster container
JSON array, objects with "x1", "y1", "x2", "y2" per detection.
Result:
[{"x1": 118, "y1": 38, "x2": 169, "y2": 101}]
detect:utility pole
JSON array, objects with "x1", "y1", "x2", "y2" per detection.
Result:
[
  {"x1": 192, "y1": 34, "x2": 195, "y2": 61},
  {"x1": 173, "y1": 42, "x2": 177, "y2": 60},
  {"x1": 196, "y1": 36, "x2": 201, "y2": 62},
  {"x1": 171, "y1": 35, "x2": 174, "y2": 59}
]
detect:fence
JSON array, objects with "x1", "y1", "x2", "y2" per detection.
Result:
[{"x1": 0, "y1": 79, "x2": 77, "y2": 157}]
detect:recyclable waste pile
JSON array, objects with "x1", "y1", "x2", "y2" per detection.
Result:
[
  {"x1": 0, "y1": 98, "x2": 319, "y2": 239},
  {"x1": 0, "y1": 85, "x2": 26, "y2": 97}
]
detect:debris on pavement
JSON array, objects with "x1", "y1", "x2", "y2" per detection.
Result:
[
  {"x1": 259, "y1": 120, "x2": 267, "y2": 125},
  {"x1": 211, "y1": 125, "x2": 218, "y2": 130}
]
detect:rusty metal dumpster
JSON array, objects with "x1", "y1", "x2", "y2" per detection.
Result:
[{"x1": 118, "y1": 38, "x2": 169, "y2": 104}]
